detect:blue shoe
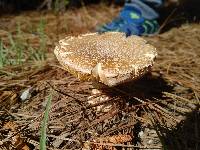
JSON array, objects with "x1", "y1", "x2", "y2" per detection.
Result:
[{"x1": 97, "y1": 4, "x2": 159, "y2": 36}]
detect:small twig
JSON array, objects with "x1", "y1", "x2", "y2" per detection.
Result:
[
  {"x1": 90, "y1": 142, "x2": 162, "y2": 149},
  {"x1": 163, "y1": 92, "x2": 197, "y2": 104},
  {"x1": 47, "y1": 134, "x2": 81, "y2": 144},
  {"x1": 47, "y1": 81, "x2": 87, "y2": 110},
  {"x1": 158, "y1": 8, "x2": 177, "y2": 33},
  {"x1": 1, "y1": 110, "x2": 43, "y2": 144},
  {"x1": 86, "y1": 96, "x2": 120, "y2": 109},
  {"x1": 38, "y1": 0, "x2": 52, "y2": 10}
]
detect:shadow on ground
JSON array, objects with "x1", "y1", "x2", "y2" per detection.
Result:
[
  {"x1": 99, "y1": 72, "x2": 199, "y2": 150},
  {"x1": 154, "y1": 106, "x2": 200, "y2": 150},
  {"x1": 158, "y1": 0, "x2": 200, "y2": 33},
  {"x1": 102, "y1": 72, "x2": 174, "y2": 101}
]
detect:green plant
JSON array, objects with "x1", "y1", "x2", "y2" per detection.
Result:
[
  {"x1": 54, "y1": 0, "x2": 70, "y2": 13},
  {"x1": 0, "y1": 17, "x2": 50, "y2": 69},
  {"x1": 40, "y1": 92, "x2": 52, "y2": 150},
  {"x1": 27, "y1": 18, "x2": 47, "y2": 62},
  {"x1": 0, "y1": 22, "x2": 26, "y2": 67},
  {"x1": 0, "y1": 40, "x2": 7, "y2": 68}
]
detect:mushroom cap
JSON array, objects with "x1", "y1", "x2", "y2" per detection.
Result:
[{"x1": 54, "y1": 32, "x2": 157, "y2": 87}]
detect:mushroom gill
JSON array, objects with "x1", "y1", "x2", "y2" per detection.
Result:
[{"x1": 54, "y1": 32, "x2": 157, "y2": 87}]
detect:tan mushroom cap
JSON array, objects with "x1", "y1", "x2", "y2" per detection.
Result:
[{"x1": 54, "y1": 32, "x2": 157, "y2": 87}]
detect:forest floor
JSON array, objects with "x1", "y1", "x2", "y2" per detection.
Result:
[{"x1": 0, "y1": 4, "x2": 200, "y2": 150}]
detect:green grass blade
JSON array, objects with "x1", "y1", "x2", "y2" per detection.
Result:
[
  {"x1": 39, "y1": 93, "x2": 52, "y2": 150},
  {"x1": 0, "y1": 40, "x2": 5, "y2": 68}
]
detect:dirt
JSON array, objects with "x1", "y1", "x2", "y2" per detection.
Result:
[{"x1": 0, "y1": 4, "x2": 200, "y2": 150}]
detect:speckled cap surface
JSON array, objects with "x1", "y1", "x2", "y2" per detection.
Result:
[{"x1": 54, "y1": 32, "x2": 157, "y2": 87}]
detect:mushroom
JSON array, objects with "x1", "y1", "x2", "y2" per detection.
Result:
[
  {"x1": 54, "y1": 32, "x2": 157, "y2": 112},
  {"x1": 54, "y1": 32, "x2": 157, "y2": 87}
]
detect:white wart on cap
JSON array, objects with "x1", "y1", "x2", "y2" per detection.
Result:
[{"x1": 54, "y1": 32, "x2": 157, "y2": 87}]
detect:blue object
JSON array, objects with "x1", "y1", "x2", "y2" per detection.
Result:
[{"x1": 97, "y1": 0, "x2": 162, "y2": 36}]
